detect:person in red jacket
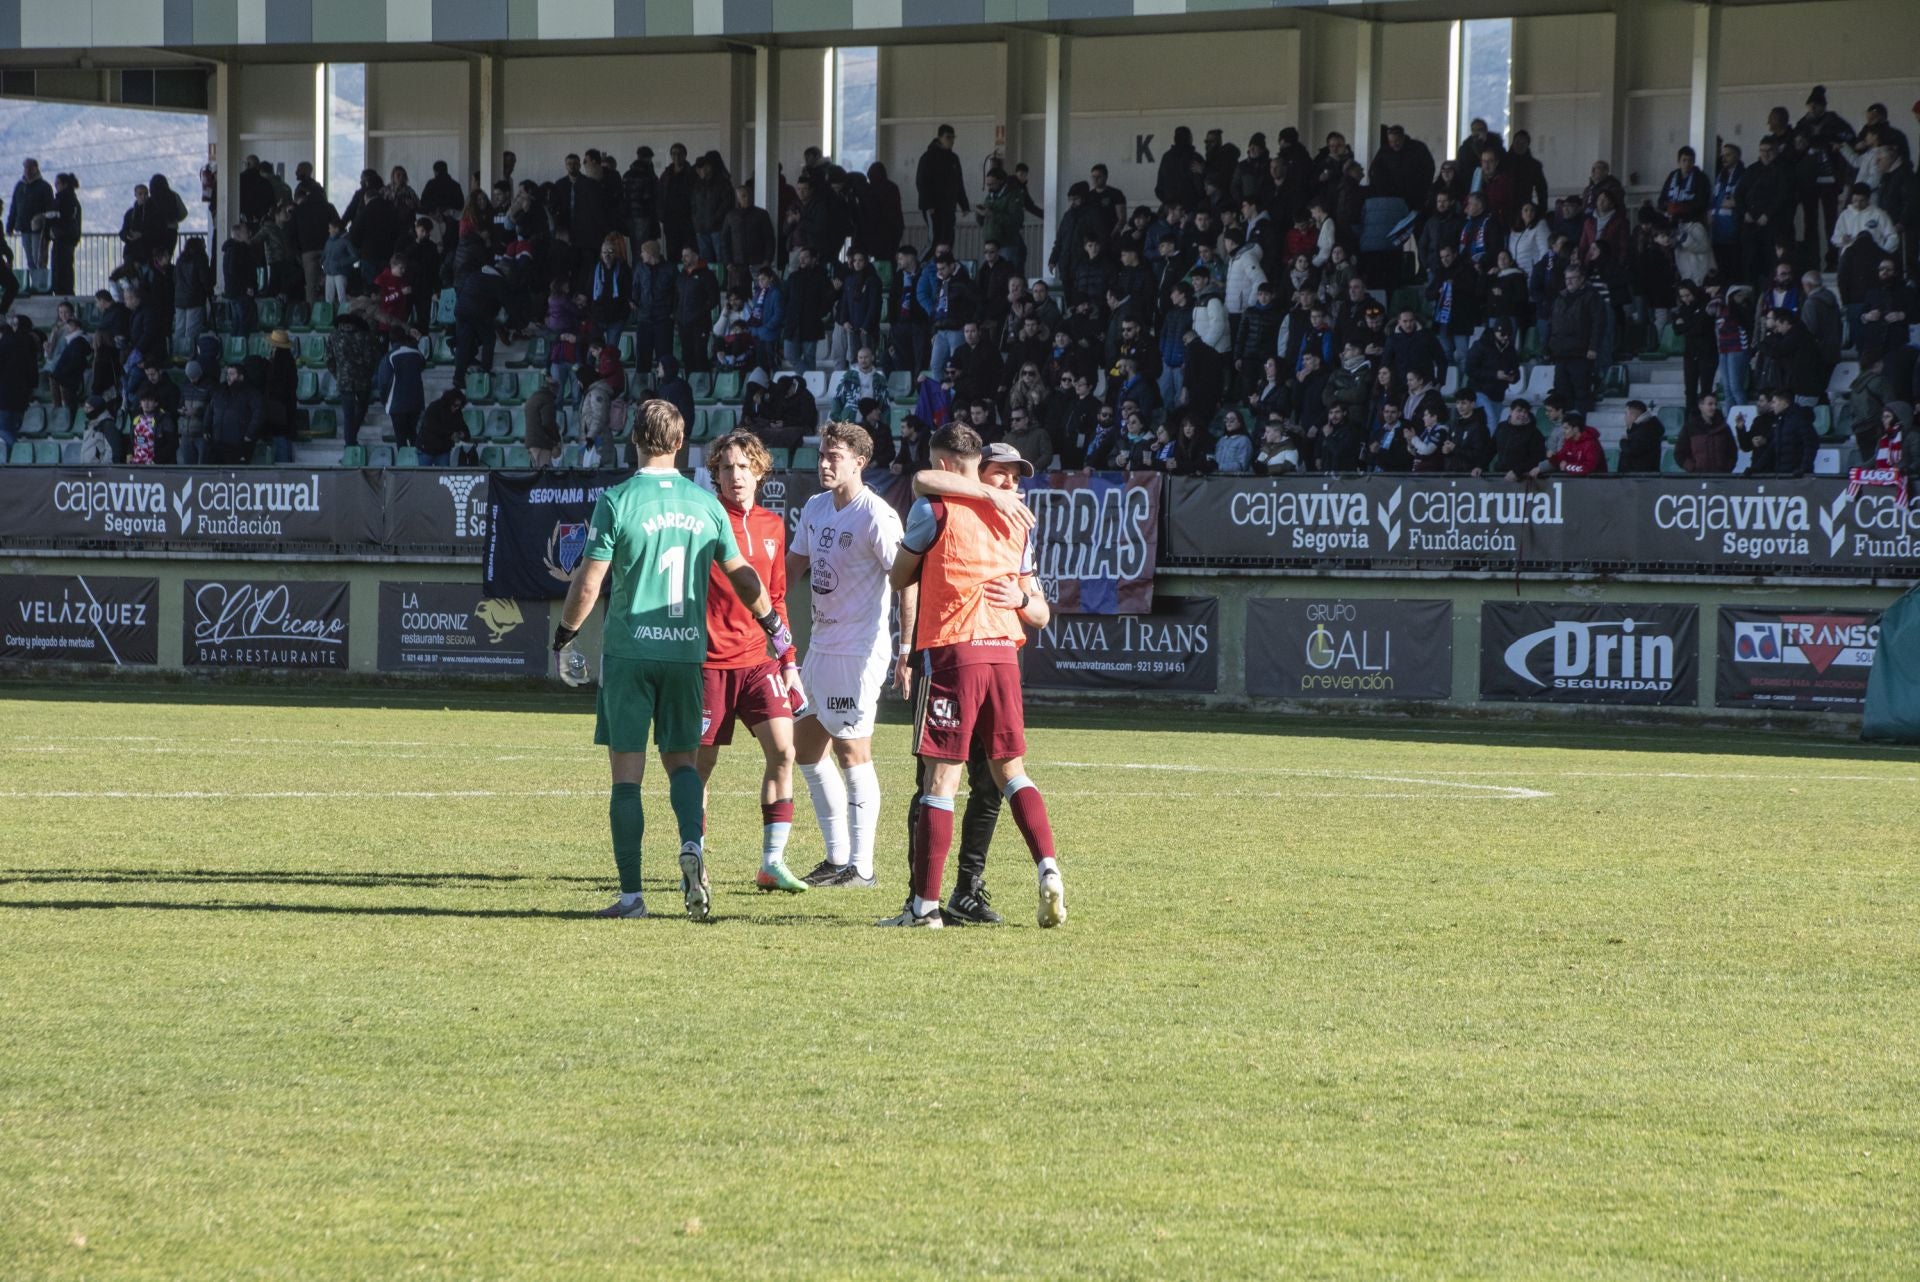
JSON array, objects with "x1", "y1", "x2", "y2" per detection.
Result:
[
  {"x1": 372, "y1": 254, "x2": 412, "y2": 332},
  {"x1": 1539, "y1": 408, "x2": 1607, "y2": 475},
  {"x1": 695, "y1": 429, "x2": 809, "y2": 893}
]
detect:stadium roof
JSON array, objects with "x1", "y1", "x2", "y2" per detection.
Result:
[{"x1": 0, "y1": 0, "x2": 1815, "y2": 65}]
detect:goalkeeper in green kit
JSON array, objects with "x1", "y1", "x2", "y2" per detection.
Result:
[{"x1": 553, "y1": 400, "x2": 793, "y2": 922}]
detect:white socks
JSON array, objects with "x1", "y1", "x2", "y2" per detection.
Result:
[
  {"x1": 798, "y1": 760, "x2": 850, "y2": 866},
  {"x1": 844, "y1": 761, "x2": 881, "y2": 879},
  {"x1": 762, "y1": 821, "x2": 792, "y2": 868},
  {"x1": 1038, "y1": 856, "x2": 1059, "y2": 880},
  {"x1": 912, "y1": 895, "x2": 939, "y2": 917}
]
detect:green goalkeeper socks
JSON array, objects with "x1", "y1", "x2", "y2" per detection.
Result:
[
  {"x1": 609, "y1": 782, "x2": 644, "y2": 892},
  {"x1": 668, "y1": 765, "x2": 705, "y2": 848}
]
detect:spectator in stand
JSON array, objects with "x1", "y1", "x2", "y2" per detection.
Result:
[
  {"x1": 0, "y1": 313, "x2": 35, "y2": 451},
  {"x1": 373, "y1": 253, "x2": 413, "y2": 331},
  {"x1": 176, "y1": 360, "x2": 213, "y2": 464},
  {"x1": 1677, "y1": 392, "x2": 1737, "y2": 473},
  {"x1": 1739, "y1": 136, "x2": 1796, "y2": 282},
  {"x1": 1660, "y1": 146, "x2": 1709, "y2": 224},
  {"x1": 1616, "y1": 399, "x2": 1664, "y2": 473},
  {"x1": 206, "y1": 362, "x2": 262, "y2": 465},
  {"x1": 674, "y1": 244, "x2": 720, "y2": 374},
  {"x1": 1547, "y1": 262, "x2": 1605, "y2": 412},
  {"x1": 1491, "y1": 399, "x2": 1546, "y2": 481},
  {"x1": 1762, "y1": 386, "x2": 1820, "y2": 473},
  {"x1": 830, "y1": 346, "x2": 886, "y2": 421},
  {"x1": 915, "y1": 124, "x2": 967, "y2": 252},
  {"x1": 1799, "y1": 269, "x2": 1842, "y2": 374},
  {"x1": 45, "y1": 172, "x2": 82, "y2": 296},
  {"x1": 1426, "y1": 243, "x2": 1481, "y2": 371},
  {"x1": 373, "y1": 329, "x2": 426, "y2": 449},
  {"x1": 1370, "y1": 124, "x2": 1436, "y2": 209},
  {"x1": 1463, "y1": 318, "x2": 1521, "y2": 424},
  {"x1": 1443, "y1": 387, "x2": 1494, "y2": 474},
  {"x1": 1532, "y1": 408, "x2": 1604, "y2": 476},
  {"x1": 721, "y1": 185, "x2": 775, "y2": 291},
  {"x1": 1797, "y1": 86, "x2": 1855, "y2": 267},
  {"x1": 326, "y1": 312, "x2": 382, "y2": 450},
  {"x1": 1857, "y1": 257, "x2": 1917, "y2": 359},
  {"x1": 417, "y1": 387, "x2": 467, "y2": 466},
  {"x1": 781, "y1": 245, "x2": 833, "y2": 371},
  {"x1": 836, "y1": 249, "x2": 884, "y2": 363},
  {"x1": 1004, "y1": 403, "x2": 1054, "y2": 472},
  {"x1": 8, "y1": 159, "x2": 53, "y2": 284},
  {"x1": 1404, "y1": 401, "x2": 1450, "y2": 472},
  {"x1": 1752, "y1": 306, "x2": 1825, "y2": 406}
]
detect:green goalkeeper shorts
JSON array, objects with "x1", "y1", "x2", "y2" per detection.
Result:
[{"x1": 594, "y1": 655, "x2": 705, "y2": 755}]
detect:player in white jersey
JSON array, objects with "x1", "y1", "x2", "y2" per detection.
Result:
[{"x1": 787, "y1": 420, "x2": 904, "y2": 888}]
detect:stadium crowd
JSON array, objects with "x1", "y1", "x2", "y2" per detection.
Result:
[{"x1": 0, "y1": 84, "x2": 1915, "y2": 484}]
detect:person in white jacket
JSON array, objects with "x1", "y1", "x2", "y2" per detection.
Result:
[
  {"x1": 1831, "y1": 181, "x2": 1899, "y2": 255},
  {"x1": 1310, "y1": 200, "x2": 1337, "y2": 269},
  {"x1": 1510, "y1": 203, "x2": 1552, "y2": 280},
  {"x1": 1223, "y1": 230, "x2": 1267, "y2": 322},
  {"x1": 1191, "y1": 274, "x2": 1231, "y2": 354}
]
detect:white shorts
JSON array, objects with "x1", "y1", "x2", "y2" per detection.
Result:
[{"x1": 800, "y1": 647, "x2": 890, "y2": 740}]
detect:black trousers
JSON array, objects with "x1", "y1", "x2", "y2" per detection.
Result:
[
  {"x1": 51, "y1": 238, "x2": 76, "y2": 296},
  {"x1": 1553, "y1": 356, "x2": 1595, "y2": 413},
  {"x1": 908, "y1": 752, "x2": 1002, "y2": 898},
  {"x1": 890, "y1": 316, "x2": 930, "y2": 377},
  {"x1": 677, "y1": 321, "x2": 712, "y2": 373},
  {"x1": 923, "y1": 209, "x2": 956, "y2": 254},
  {"x1": 1682, "y1": 348, "x2": 1715, "y2": 411}
]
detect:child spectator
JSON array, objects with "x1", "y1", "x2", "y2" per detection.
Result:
[{"x1": 321, "y1": 218, "x2": 354, "y2": 306}]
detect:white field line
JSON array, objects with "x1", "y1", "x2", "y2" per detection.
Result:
[{"x1": 1046, "y1": 761, "x2": 1551, "y2": 800}]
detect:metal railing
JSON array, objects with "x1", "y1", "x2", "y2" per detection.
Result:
[{"x1": 5, "y1": 231, "x2": 210, "y2": 300}]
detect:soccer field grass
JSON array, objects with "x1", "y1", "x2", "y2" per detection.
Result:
[{"x1": 2, "y1": 684, "x2": 1916, "y2": 1280}]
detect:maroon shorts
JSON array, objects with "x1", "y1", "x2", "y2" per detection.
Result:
[
  {"x1": 914, "y1": 657, "x2": 1026, "y2": 762},
  {"x1": 700, "y1": 660, "x2": 794, "y2": 747}
]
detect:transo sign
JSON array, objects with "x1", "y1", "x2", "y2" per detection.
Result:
[{"x1": 1163, "y1": 475, "x2": 1919, "y2": 577}]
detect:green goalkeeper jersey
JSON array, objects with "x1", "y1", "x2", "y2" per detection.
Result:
[{"x1": 584, "y1": 467, "x2": 741, "y2": 665}]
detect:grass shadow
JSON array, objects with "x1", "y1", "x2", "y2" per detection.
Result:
[{"x1": 0, "y1": 898, "x2": 605, "y2": 920}]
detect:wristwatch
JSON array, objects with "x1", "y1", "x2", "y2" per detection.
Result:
[{"x1": 1019, "y1": 589, "x2": 1031, "y2": 610}]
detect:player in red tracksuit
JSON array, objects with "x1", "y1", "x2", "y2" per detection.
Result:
[{"x1": 697, "y1": 430, "x2": 811, "y2": 892}]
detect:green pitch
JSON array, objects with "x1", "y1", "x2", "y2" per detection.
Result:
[{"x1": 2, "y1": 684, "x2": 1916, "y2": 1279}]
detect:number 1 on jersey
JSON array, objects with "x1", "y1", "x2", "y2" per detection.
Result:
[{"x1": 657, "y1": 545, "x2": 686, "y2": 618}]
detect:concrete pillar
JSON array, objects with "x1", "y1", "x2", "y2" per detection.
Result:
[
  {"x1": 725, "y1": 50, "x2": 754, "y2": 179},
  {"x1": 1294, "y1": 14, "x2": 1319, "y2": 156},
  {"x1": 1352, "y1": 20, "x2": 1381, "y2": 166},
  {"x1": 1040, "y1": 33, "x2": 1070, "y2": 279},
  {"x1": 468, "y1": 53, "x2": 502, "y2": 190},
  {"x1": 210, "y1": 60, "x2": 241, "y2": 269},
  {"x1": 752, "y1": 46, "x2": 781, "y2": 220},
  {"x1": 1599, "y1": 0, "x2": 1629, "y2": 180},
  {"x1": 1687, "y1": 1, "x2": 1721, "y2": 161}
]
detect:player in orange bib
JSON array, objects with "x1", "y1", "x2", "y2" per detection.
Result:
[
  {"x1": 884, "y1": 423, "x2": 1066, "y2": 928},
  {"x1": 697, "y1": 430, "x2": 810, "y2": 893}
]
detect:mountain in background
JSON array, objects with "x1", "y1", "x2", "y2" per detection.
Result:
[{"x1": 0, "y1": 101, "x2": 209, "y2": 233}]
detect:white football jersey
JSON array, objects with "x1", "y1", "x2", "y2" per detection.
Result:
[{"x1": 789, "y1": 486, "x2": 902, "y2": 659}]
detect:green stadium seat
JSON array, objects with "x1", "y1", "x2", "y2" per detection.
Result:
[
  {"x1": 395, "y1": 447, "x2": 420, "y2": 467},
  {"x1": 874, "y1": 260, "x2": 894, "y2": 289},
  {"x1": 462, "y1": 408, "x2": 486, "y2": 438},
  {"x1": 247, "y1": 334, "x2": 271, "y2": 360},
  {"x1": 495, "y1": 371, "x2": 522, "y2": 404},
  {"x1": 1812, "y1": 404, "x2": 1832, "y2": 435},
  {"x1": 525, "y1": 335, "x2": 550, "y2": 368},
  {"x1": 790, "y1": 446, "x2": 820, "y2": 471},
  {"x1": 306, "y1": 301, "x2": 336, "y2": 331},
  {"x1": 255, "y1": 299, "x2": 283, "y2": 331},
  {"x1": 365, "y1": 444, "x2": 395, "y2": 467},
  {"x1": 432, "y1": 335, "x2": 456, "y2": 364},
  {"x1": 47, "y1": 407, "x2": 77, "y2": 438},
  {"x1": 318, "y1": 371, "x2": 339, "y2": 402},
  {"x1": 7, "y1": 440, "x2": 32, "y2": 464},
  {"x1": 338, "y1": 445, "x2": 367, "y2": 467},
  {"x1": 299, "y1": 334, "x2": 328, "y2": 368},
  {"x1": 465, "y1": 371, "x2": 493, "y2": 404},
  {"x1": 433, "y1": 289, "x2": 456, "y2": 326},
  {"x1": 1660, "y1": 443, "x2": 1682, "y2": 473},
  {"x1": 618, "y1": 333, "x2": 635, "y2": 365},
  {"x1": 223, "y1": 335, "x2": 248, "y2": 365},
  {"x1": 170, "y1": 335, "x2": 194, "y2": 360},
  {"x1": 713, "y1": 370, "x2": 743, "y2": 403},
  {"x1": 560, "y1": 443, "x2": 584, "y2": 467},
  {"x1": 888, "y1": 370, "x2": 914, "y2": 404},
  {"x1": 690, "y1": 371, "x2": 716, "y2": 404},
  {"x1": 765, "y1": 447, "x2": 793, "y2": 470},
  {"x1": 35, "y1": 372, "x2": 53, "y2": 403},
  {"x1": 250, "y1": 441, "x2": 275, "y2": 464},
  {"x1": 60, "y1": 441, "x2": 82, "y2": 463},
  {"x1": 32, "y1": 439, "x2": 60, "y2": 464},
  {"x1": 505, "y1": 445, "x2": 532, "y2": 468},
  {"x1": 485, "y1": 409, "x2": 514, "y2": 441},
  {"x1": 1656, "y1": 404, "x2": 1685, "y2": 438},
  {"x1": 479, "y1": 444, "x2": 507, "y2": 469},
  {"x1": 307, "y1": 407, "x2": 339, "y2": 439},
  {"x1": 20, "y1": 404, "x2": 46, "y2": 437},
  {"x1": 296, "y1": 369, "x2": 321, "y2": 403}
]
